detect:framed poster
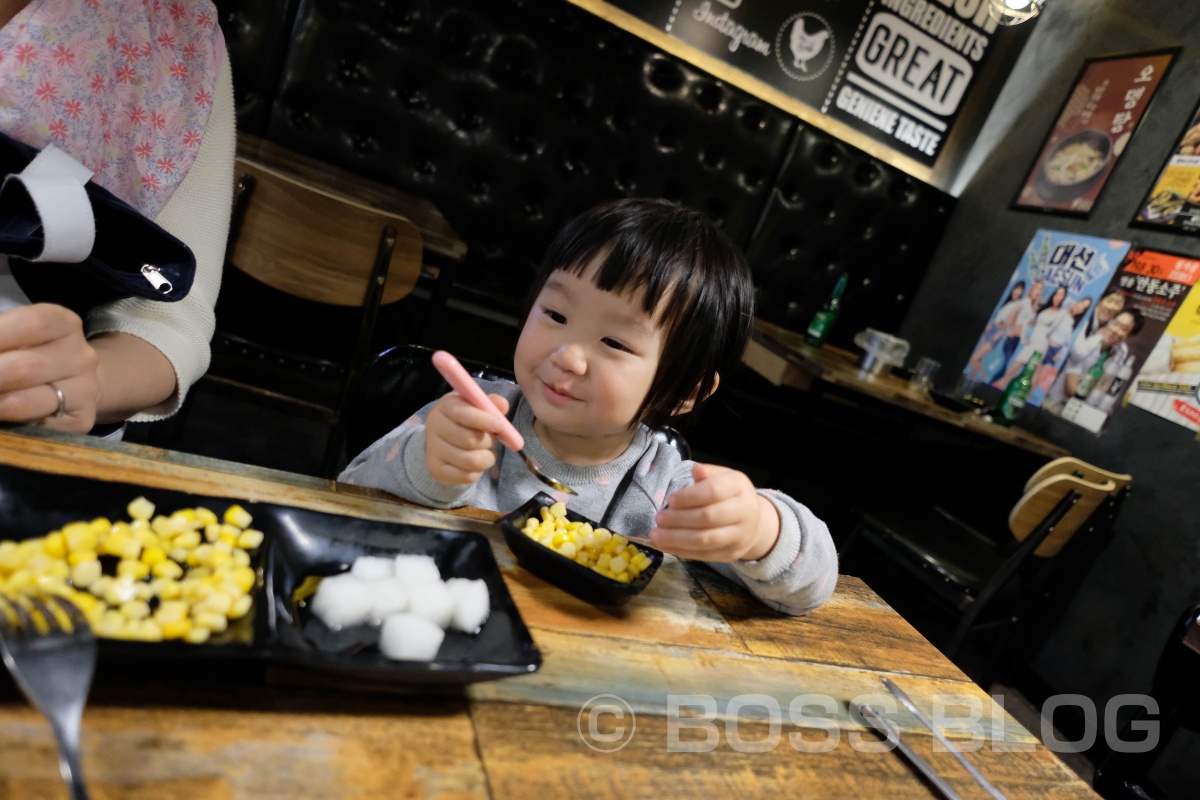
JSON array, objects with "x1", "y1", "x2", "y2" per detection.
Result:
[
  {"x1": 1044, "y1": 248, "x2": 1199, "y2": 434},
  {"x1": 1012, "y1": 48, "x2": 1178, "y2": 218},
  {"x1": 1131, "y1": 98, "x2": 1200, "y2": 234},
  {"x1": 965, "y1": 230, "x2": 1130, "y2": 410}
]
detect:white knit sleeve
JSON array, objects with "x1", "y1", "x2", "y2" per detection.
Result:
[{"x1": 85, "y1": 50, "x2": 236, "y2": 420}]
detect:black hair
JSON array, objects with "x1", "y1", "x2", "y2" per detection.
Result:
[
  {"x1": 1115, "y1": 306, "x2": 1145, "y2": 337},
  {"x1": 1009, "y1": 280, "x2": 1026, "y2": 299},
  {"x1": 522, "y1": 197, "x2": 754, "y2": 428},
  {"x1": 1038, "y1": 284, "x2": 1067, "y2": 314}
]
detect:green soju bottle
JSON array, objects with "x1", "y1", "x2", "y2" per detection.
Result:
[
  {"x1": 1075, "y1": 350, "x2": 1111, "y2": 399},
  {"x1": 996, "y1": 351, "x2": 1041, "y2": 425},
  {"x1": 806, "y1": 274, "x2": 848, "y2": 345}
]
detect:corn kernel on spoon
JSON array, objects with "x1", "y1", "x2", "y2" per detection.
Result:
[{"x1": 432, "y1": 350, "x2": 578, "y2": 496}]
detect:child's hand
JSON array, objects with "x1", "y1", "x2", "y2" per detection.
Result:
[
  {"x1": 649, "y1": 463, "x2": 780, "y2": 562},
  {"x1": 424, "y1": 391, "x2": 512, "y2": 486}
]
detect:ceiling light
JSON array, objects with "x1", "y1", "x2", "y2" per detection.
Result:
[{"x1": 988, "y1": 0, "x2": 1046, "y2": 26}]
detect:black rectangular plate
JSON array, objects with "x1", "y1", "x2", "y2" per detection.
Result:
[{"x1": 0, "y1": 464, "x2": 541, "y2": 684}]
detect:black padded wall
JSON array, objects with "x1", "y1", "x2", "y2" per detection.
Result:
[
  {"x1": 215, "y1": 0, "x2": 956, "y2": 340},
  {"x1": 748, "y1": 126, "x2": 955, "y2": 350},
  {"x1": 254, "y1": 0, "x2": 794, "y2": 314},
  {"x1": 214, "y1": 0, "x2": 300, "y2": 133}
]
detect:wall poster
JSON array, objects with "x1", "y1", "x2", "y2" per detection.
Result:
[
  {"x1": 965, "y1": 230, "x2": 1131, "y2": 414},
  {"x1": 1012, "y1": 48, "x2": 1177, "y2": 218},
  {"x1": 1050, "y1": 249, "x2": 1200, "y2": 434},
  {"x1": 1125, "y1": 260, "x2": 1200, "y2": 431},
  {"x1": 604, "y1": 0, "x2": 1025, "y2": 166},
  {"x1": 1132, "y1": 98, "x2": 1200, "y2": 234}
]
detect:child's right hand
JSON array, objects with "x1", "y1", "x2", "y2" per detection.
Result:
[{"x1": 424, "y1": 391, "x2": 513, "y2": 486}]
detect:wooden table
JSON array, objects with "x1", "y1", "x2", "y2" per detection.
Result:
[
  {"x1": 745, "y1": 319, "x2": 1070, "y2": 460},
  {"x1": 0, "y1": 428, "x2": 1097, "y2": 798}
]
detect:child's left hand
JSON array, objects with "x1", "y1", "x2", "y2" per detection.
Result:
[{"x1": 649, "y1": 463, "x2": 780, "y2": 562}]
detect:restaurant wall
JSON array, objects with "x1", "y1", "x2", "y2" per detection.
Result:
[{"x1": 900, "y1": 1, "x2": 1199, "y2": 794}]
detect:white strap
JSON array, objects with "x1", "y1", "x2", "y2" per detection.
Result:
[{"x1": 5, "y1": 145, "x2": 95, "y2": 263}]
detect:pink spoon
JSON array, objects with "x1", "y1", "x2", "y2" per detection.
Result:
[{"x1": 432, "y1": 350, "x2": 577, "y2": 496}]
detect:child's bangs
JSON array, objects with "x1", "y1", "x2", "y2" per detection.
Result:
[{"x1": 572, "y1": 243, "x2": 700, "y2": 334}]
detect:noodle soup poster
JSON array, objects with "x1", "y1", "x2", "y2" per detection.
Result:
[
  {"x1": 1012, "y1": 49, "x2": 1177, "y2": 218},
  {"x1": 964, "y1": 229, "x2": 1130, "y2": 409},
  {"x1": 1050, "y1": 248, "x2": 1199, "y2": 435}
]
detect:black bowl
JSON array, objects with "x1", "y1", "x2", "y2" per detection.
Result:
[
  {"x1": 499, "y1": 492, "x2": 663, "y2": 606},
  {"x1": 1034, "y1": 129, "x2": 1113, "y2": 204}
]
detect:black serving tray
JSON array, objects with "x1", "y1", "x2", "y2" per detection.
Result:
[
  {"x1": 0, "y1": 464, "x2": 541, "y2": 685},
  {"x1": 499, "y1": 492, "x2": 663, "y2": 606}
]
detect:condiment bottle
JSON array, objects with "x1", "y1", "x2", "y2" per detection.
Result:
[
  {"x1": 996, "y1": 351, "x2": 1041, "y2": 425},
  {"x1": 806, "y1": 274, "x2": 847, "y2": 346}
]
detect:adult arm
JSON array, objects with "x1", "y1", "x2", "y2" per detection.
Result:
[{"x1": 86, "y1": 50, "x2": 236, "y2": 421}]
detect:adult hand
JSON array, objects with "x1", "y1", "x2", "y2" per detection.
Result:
[
  {"x1": 424, "y1": 390, "x2": 511, "y2": 486},
  {"x1": 650, "y1": 463, "x2": 781, "y2": 562},
  {"x1": 0, "y1": 304, "x2": 99, "y2": 432}
]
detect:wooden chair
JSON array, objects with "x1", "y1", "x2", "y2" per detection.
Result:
[
  {"x1": 840, "y1": 458, "x2": 1131, "y2": 684},
  {"x1": 343, "y1": 343, "x2": 690, "y2": 468},
  {"x1": 1092, "y1": 601, "x2": 1200, "y2": 800},
  {"x1": 162, "y1": 155, "x2": 424, "y2": 477}
]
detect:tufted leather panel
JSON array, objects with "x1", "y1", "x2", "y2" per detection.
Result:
[
  {"x1": 747, "y1": 126, "x2": 956, "y2": 350},
  {"x1": 213, "y1": 0, "x2": 300, "y2": 132},
  {"x1": 251, "y1": 0, "x2": 795, "y2": 314},
  {"x1": 215, "y1": 0, "x2": 955, "y2": 343}
]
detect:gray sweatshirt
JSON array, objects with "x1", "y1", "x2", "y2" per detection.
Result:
[{"x1": 339, "y1": 379, "x2": 839, "y2": 615}]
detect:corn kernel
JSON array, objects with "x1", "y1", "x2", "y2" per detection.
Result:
[
  {"x1": 70, "y1": 559, "x2": 102, "y2": 589},
  {"x1": 184, "y1": 626, "x2": 210, "y2": 644},
  {"x1": 192, "y1": 611, "x2": 228, "y2": 633},
  {"x1": 43, "y1": 532, "x2": 66, "y2": 559},
  {"x1": 223, "y1": 505, "x2": 253, "y2": 529},
  {"x1": 120, "y1": 600, "x2": 152, "y2": 620},
  {"x1": 116, "y1": 560, "x2": 151, "y2": 581},
  {"x1": 237, "y1": 529, "x2": 264, "y2": 550},
  {"x1": 62, "y1": 522, "x2": 97, "y2": 553},
  {"x1": 160, "y1": 618, "x2": 192, "y2": 639},
  {"x1": 127, "y1": 497, "x2": 155, "y2": 520},
  {"x1": 228, "y1": 594, "x2": 253, "y2": 619},
  {"x1": 151, "y1": 559, "x2": 184, "y2": 580}
]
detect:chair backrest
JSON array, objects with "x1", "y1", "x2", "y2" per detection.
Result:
[
  {"x1": 1009, "y1": 473, "x2": 1119, "y2": 558},
  {"x1": 228, "y1": 157, "x2": 424, "y2": 307},
  {"x1": 1024, "y1": 456, "x2": 1131, "y2": 495},
  {"x1": 344, "y1": 343, "x2": 690, "y2": 465}
]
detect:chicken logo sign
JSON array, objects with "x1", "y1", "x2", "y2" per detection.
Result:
[{"x1": 776, "y1": 13, "x2": 835, "y2": 82}]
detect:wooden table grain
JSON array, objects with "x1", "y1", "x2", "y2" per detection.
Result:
[
  {"x1": 745, "y1": 319, "x2": 1070, "y2": 460},
  {"x1": 0, "y1": 427, "x2": 1097, "y2": 798}
]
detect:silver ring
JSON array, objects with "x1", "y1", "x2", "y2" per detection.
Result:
[{"x1": 48, "y1": 383, "x2": 66, "y2": 418}]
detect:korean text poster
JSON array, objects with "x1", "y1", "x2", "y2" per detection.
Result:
[
  {"x1": 1126, "y1": 262, "x2": 1200, "y2": 430},
  {"x1": 966, "y1": 230, "x2": 1131, "y2": 411},
  {"x1": 1049, "y1": 249, "x2": 1200, "y2": 433},
  {"x1": 1014, "y1": 50, "x2": 1175, "y2": 216}
]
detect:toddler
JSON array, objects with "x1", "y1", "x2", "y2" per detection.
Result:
[{"x1": 340, "y1": 198, "x2": 838, "y2": 615}]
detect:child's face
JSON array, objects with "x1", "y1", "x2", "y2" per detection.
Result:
[{"x1": 515, "y1": 258, "x2": 668, "y2": 449}]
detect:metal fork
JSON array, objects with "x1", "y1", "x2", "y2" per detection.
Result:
[{"x1": 0, "y1": 593, "x2": 97, "y2": 800}]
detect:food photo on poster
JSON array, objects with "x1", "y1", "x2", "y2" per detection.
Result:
[
  {"x1": 1044, "y1": 249, "x2": 1200, "y2": 434},
  {"x1": 965, "y1": 230, "x2": 1131, "y2": 412},
  {"x1": 1126, "y1": 263, "x2": 1200, "y2": 431},
  {"x1": 1133, "y1": 98, "x2": 1200, "y2": 234},
  {"x1": 1012, "y1": 48, "x2": 1177, "y2": 217}
]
